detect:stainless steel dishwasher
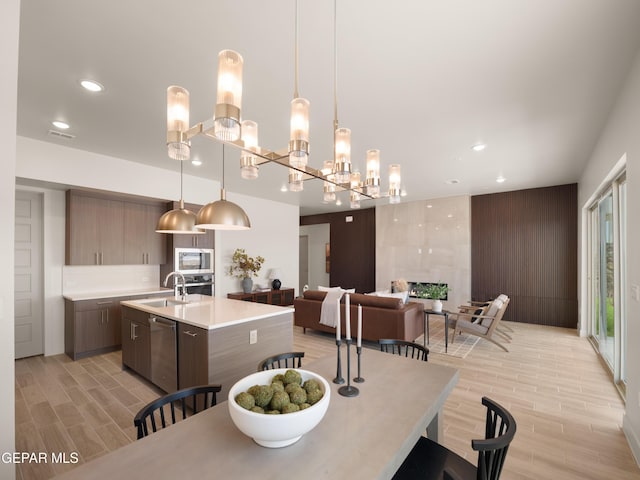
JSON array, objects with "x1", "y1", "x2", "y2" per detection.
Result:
[{"x1": 149, "y1": 315, "x2": 177, "y2": 393}]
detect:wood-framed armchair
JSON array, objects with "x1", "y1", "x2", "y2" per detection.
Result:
[{"x1": 459, "y1": 294, "x2": 513, "y2": 340}]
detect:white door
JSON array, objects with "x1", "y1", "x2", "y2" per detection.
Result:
[{"x1": 15, "y1": 191, "x2": 44, "y2": 359}]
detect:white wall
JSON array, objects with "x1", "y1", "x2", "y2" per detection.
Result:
[
  {"x1": 217, "y1": 190, "x2": 299, "y2": 296},
  {"x1": 376, "y1": 195, "x2": 472, "y2": 311},
  {"x1": 299, "y1": 224, "x2": 330, "y2": 291},
  {"x1": 1, "y1": 1, "x2": 18, "y2": 477},
  {"x1": 16, "y1": 137, "x2": 299, "y2": 355},
  {"x1": 577, "y1": 46, "x2": 640, "y2": 462}
]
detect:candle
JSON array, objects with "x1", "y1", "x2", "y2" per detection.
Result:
[
  {"x1": 336, "y1": 298, "x2": 341, "y2": 341},
  {"x1": 357, "y1": 304, "x2": 362, "y2": 347},
  {"x1": 345, "y1": 293, "x2": 351, "y2": 340}
]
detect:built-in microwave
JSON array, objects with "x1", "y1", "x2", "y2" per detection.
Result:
[{"x1": 175, "y1": 248, "x2": 214, "y2": 274}]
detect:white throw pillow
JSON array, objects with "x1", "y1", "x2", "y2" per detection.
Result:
[
  {"x1": 318, "y1": 285, "x2": 341, "y2": 292},
  {"x1": 371, "y1": 291, "x2": 407, "y2": 303},
  {"x1": 318, "y1": 286, "x2": 356, "y2": 294}
]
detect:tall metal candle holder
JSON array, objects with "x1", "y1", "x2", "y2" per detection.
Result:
[
  {"x1": 333, "y1": 338, "x2": 344, "y2": 384},
  {"x1": 338, "y1": 339, "x2": 359, "y2": 397},
  {"x1": 353, "y1": 345, "x2": 365, "y2": 383}
]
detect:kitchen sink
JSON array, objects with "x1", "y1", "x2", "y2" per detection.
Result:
[{"x1": 140, "y1": 298, "x2": 187, "y2": 308}]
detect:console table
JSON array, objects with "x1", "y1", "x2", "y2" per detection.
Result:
[{"x1": 228, "y1": 288, "x2": 294, "y2": 306}]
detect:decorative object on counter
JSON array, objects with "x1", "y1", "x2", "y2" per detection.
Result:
[
  {"x1": 227, "y1": 368, "x2": 330, "y2": 448},
  {"x1": 333, "y1": 298, "x2": 344, "y2": 384},
  {"x1": 268, "y1": 268, "x2": 282, "y2": 290},
  {"x1": 416, "y1": 282, "x2": 450, "y2": 313},
  {"x1": 196, "y1": 145, "x2": 251, "y2": 231},
  {"x1": 338, "y1": 336, "x2": 359, "y2": 397},
  {"x1": 354, "y1": 304, "x2": 364, "y2": 383},
  {"x1": 156, "y1": 157, "x2": 206, "y2": 235},
  {"x1": 228, "y1": 248, "x2": 265, "y2": 293}
]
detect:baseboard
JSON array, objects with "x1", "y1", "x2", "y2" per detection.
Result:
[{"x1": 623, "y1": 414, "x2": 640, "y2": 467}]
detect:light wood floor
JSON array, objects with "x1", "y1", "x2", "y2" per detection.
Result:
[{"x1": 14, "y1": 321, "x2": 640, "y2": 480}]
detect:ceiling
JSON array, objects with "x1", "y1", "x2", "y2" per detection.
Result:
[{"x1": 16, "y1": 0, "x2": 640, "y2": 215}]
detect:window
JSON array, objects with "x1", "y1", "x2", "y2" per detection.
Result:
[{"x1": 588, "y1": 172, "x2": 626, "y2": 395}]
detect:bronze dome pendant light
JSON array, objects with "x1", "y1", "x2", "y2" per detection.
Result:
[{"x1": 196, "y1": 145, "x2": 251, "y2": 230}]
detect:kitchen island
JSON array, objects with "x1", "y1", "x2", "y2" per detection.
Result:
[{"x1": 120, "y1": 294, "x2": 294, "y2": 398}]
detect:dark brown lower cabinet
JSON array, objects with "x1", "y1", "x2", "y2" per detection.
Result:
[
  {"x1": 178, "y1": 323, "x2": 208, "y2": 389},
  {"x1": 121, "y1": 306, "x2": 151, "y2": 381},
  {"x1": 65, "y1": 298, "x2": 122, "y2": 360}
]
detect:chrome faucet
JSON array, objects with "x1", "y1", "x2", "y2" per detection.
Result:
[{"x1": 164, "y1": 271, "x2": 187, "y2": 301}]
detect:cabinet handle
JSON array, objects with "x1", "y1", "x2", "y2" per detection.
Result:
[
  {"x1": 95, "y1": 252, "x2": 99, "y2": 265},
  {"x1": 96, "y1": 301, "x2": 113, "y2": 305},
  {"x1": 183, "y1": 330, "x2": 198, "y2": 337},
  {"x1": 105, "y1": 309, "x2": 109, "y2": 324},
  {"x1": 131, "y1": 323, "x2": 138, "y2": 340},
  {"x1": 99, "y1": 252, "x2": 104, "y2": 265},
  {"x1": 100, "y1": 310, "x2": 104, "y2": 324},
  {"x1": 146, "y1": 253, "x2": 150, "y2": 264}
]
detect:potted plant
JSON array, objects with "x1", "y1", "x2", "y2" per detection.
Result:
[
  {"x1": 228, "y1": 248, "x2": 265, "y2": 293},
  {"x1": 417, "y1": 282, "x2": 450, "y2": 312}
]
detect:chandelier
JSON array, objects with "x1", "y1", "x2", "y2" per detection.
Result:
[{"x1": 164, "y1": 0, "x2": 402, "y2": 211}]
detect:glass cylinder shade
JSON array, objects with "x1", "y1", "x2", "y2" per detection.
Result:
[
  {"x1": 289, "y1": 168, "x2": 304, "y2": 192},
  {"x1": 365, "y1": 149, "x2": 381, "y2": 197},
  {"x1": 334, "y1": 128, "x2": 352, "y2": 184},
  {"x1": 289, "y1": 98, "x2": 310, "y2": 168},
  {"x1": 166, "y1": 86, "x2": 191, "y2": 161},
  {"x1": 214, "y1": 50, "x2": 243, "y2": 141},
  {"x1": 322, "y1": 160, "x2": 336, "y2": 202},
  {"x1": 350, "y1": 172, "x2": 361, "y2": 209},
  {"x1": 240, "y1": 120, "x2": 259, "y2": 180},
  {"x1": 388, "y1": 164, "x2": 402, "y2": 204}
]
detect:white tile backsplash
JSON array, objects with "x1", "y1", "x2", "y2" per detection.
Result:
[{"x1": 62, "y1": 265, "x2": 160, "y2": 296}]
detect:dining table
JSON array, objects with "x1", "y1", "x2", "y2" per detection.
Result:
[{"x1": 53, "y1": 347, "x2": 459, "y2": 480}]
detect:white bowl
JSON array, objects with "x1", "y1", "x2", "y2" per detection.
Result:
[{"x1": 228, "y1": 368, "x2": 330, "y2": 448}]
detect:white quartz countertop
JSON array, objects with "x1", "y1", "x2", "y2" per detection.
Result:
[
  {"x1": 63, "y1": 287, "x2": 174, "y2": 302},
  {"x1": 120, "y1": 295, "x2": 294, "y2": 330}
]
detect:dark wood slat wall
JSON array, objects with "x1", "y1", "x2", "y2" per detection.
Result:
[
  {"x1": 300, "y1": 208, "x2": 376, "y2": 294},
  {"x1": 471, "y1": 184, "x2": 578, "y2": 328}
]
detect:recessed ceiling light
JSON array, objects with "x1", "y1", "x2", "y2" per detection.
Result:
[
  {"x1": 191, "y1": 159, "x2": 202, "y2": 166},
  {"x1": 426, "y1": 204, "x2": 432, "y2": 208},
  {"x1": 472, "y1": 143, "x2": 486, "y2": 152},
  {"x1": 80, "y1": 79, "x2": 104, "y2": 92},
  {"x1": 52, "y1": 120, "x2": 70, "y2": 129},
  {"x1": 280, "y1": 185, "x2": 288, "y2": 192},
  {"x1": 496, "y1": 176, "x2": 506, "y2": 183},
  {"x1": 336, "y1": 199, "x2": 342, "y2": 206},
  {"x1": 445, "y1": 179, "x2": 460, "y2": 185},
  {"x1": 447, "y1": 214, "x2": 453, "y2": 218}
]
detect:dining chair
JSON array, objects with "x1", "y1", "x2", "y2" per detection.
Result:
[
  {"x1": 133, "y1": 384, "x2": 221, "y2": 440},
  {"x1": 378, "y1": 339, "x2": 429, "y2": 362},
  {"x1": 258, "y1": 351, "x2": 305, "y2": 371},
  {"x1": 393, "y1": 396, "x2": 517, "y2": 480}
]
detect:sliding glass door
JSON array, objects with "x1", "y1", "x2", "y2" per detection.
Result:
[{"x1": 588, "y1": 173, "x2": 626, "y2": 393}]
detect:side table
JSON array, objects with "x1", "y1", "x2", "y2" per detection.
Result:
[{"x1": 423, "y1": 309, "x2": 452, "y2": 353}]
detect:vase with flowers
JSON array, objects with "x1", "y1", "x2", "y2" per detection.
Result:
[{"x1": 228, "y1": 248, "x2": 265, "y2": 293}]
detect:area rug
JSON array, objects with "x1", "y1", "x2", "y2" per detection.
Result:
[{"x1": 413, "y1": 317, "x2": 480, "y2": 358}]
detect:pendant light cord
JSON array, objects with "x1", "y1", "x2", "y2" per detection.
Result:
[
  {"x1": 294, "y1": 0, "x2": 300, "y2": 99},
  {"x1": 179, "y1": 158, "x2": 184, "y2": 201},
  {"x1": 222, "y1": 145, "x2": 226, "y2": 190},
  {"x1": 333, "y1": 0, "x2": 338, "y2": 132}
]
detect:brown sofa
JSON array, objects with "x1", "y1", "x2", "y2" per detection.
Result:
[{"x1": 294, "y1": 290, "x2": 424, "y2": 343}]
